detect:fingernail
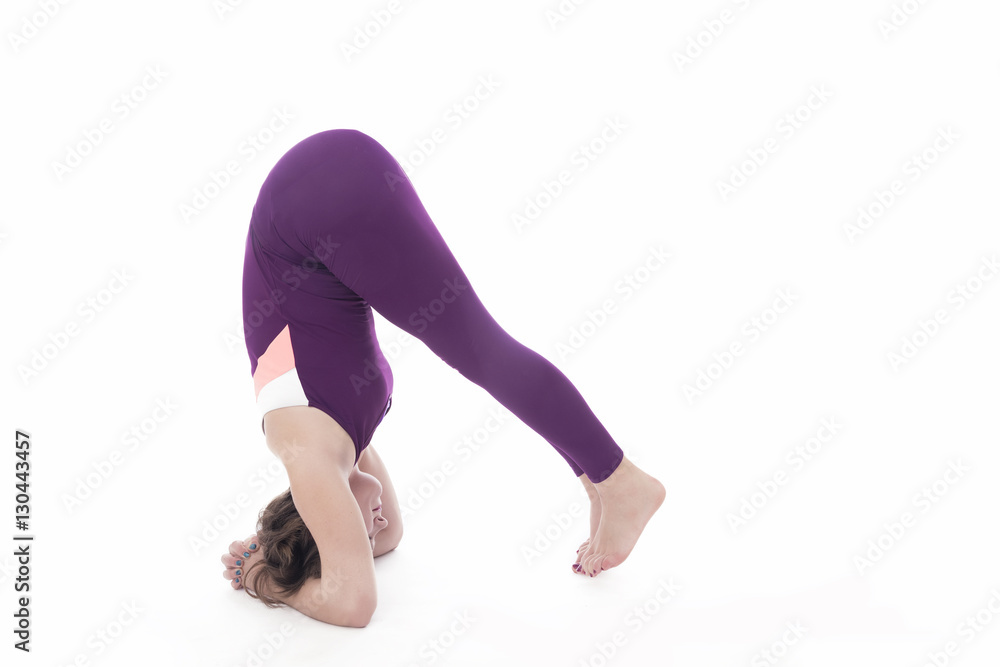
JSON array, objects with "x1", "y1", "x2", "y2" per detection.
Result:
[
  {"x1": 243, "y1": 552, "x2": 250, "y2": 558},
  {"x1": 235, "y1": 570, "x2": 241, "y2": 576},
  {"x1": 250, "y1": 543, "x2": 257, "y2": 549},
  {"x1": 236, "y1": 560, "x2": 242, "y2": 566},
  {"x1": 235, "y1": 577, "x2": 240, "y2": 584}
]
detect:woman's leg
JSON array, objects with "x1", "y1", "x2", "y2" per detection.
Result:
[
  {"x1": 280, "y1": 129, "x2": 662, "y2": 575},
  {"x1": 308, "y1": 130, "x2": 624, "y2": 484}
]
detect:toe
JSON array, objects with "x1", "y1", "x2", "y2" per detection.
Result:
[
  {"x1": 583, "y1": 550, "x2": 602, "y2": 577},
  {"x1": 600, "y1": 552, "x2": 623, "y2": 571},
  {"x1": 573, "y1": 540, "x2": 591, "y2": 574}
]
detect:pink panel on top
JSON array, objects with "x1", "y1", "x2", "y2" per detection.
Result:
[{"x1": 253, "y1": 324, "x2": 296, "y2": 398}]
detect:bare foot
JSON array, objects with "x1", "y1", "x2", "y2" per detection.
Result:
[
  {"x1": 577, "y1": 457, "x2": 664, "y2": 578},
  {"x1": 221, "y1": 534, "x2": 262, "y2": 592},
  {"x1": 573, "y1": 475, "x2": 602, "y2": 575}
]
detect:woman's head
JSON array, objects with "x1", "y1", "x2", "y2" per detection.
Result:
[
  {"x1": 244, "y1": 467, "x2": 388, "y2": 607},
  {"x1": 243, "y1": 487, "x2": 319, "y2": 607}
]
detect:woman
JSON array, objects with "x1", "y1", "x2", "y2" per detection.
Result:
[{"x1": 220, "y1": 129, "x2": 664, "y2": 627}]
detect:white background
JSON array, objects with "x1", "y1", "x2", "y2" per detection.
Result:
[{"x1": 3, "y1": 0, "x2": 999, "y2": 665}]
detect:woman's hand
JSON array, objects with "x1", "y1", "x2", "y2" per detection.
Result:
[{"x1": 221, "y1": 534, "x2": 262, "y2": 592}]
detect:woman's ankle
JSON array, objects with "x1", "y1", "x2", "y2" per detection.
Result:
[
  {"x1": 593, "y1": 456, "x2": 638, "y2": 492},
  {"x1": 578, "y1": 473, "x2": 599, "y2": 499}
]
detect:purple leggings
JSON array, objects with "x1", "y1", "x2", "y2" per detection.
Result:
[{"x1": 242, "y1": 129, "x2": 623, "y2": 482}]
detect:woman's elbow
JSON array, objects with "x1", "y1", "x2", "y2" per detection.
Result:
[{"x1": 333, "y1": 593, "x2": 377, "y2": 628}]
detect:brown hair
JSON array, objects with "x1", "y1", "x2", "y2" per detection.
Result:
[{"x1": 243, "y1": 488, "x2": 321, "y2": 608}]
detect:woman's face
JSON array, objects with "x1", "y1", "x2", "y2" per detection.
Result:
[{"x1": 348, "y1": 467, "x2": 388, "y2": 543}]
